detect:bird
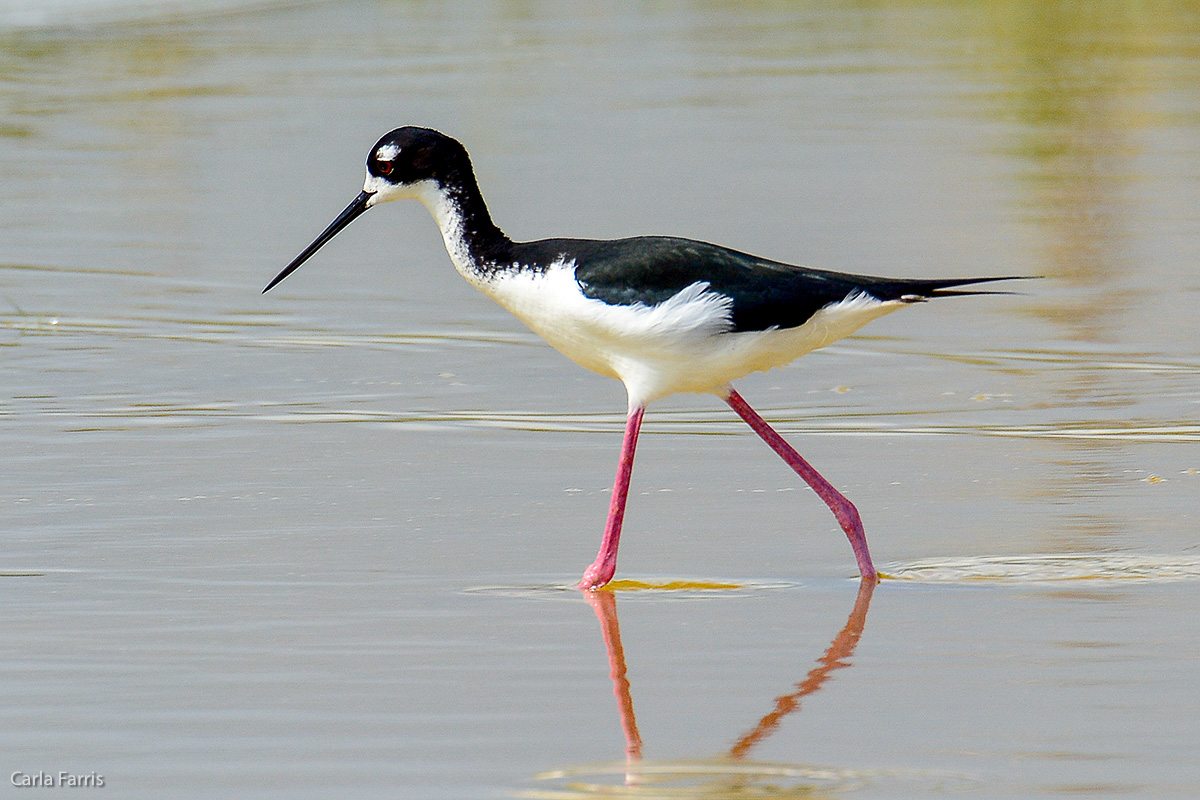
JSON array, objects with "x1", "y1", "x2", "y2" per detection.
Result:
[{"x1": 264, "y1": 126, "x2": 1021, "y2": 590}]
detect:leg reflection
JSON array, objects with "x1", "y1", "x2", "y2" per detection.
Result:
[
  {"x1": 728, "y1": 578, "x2": 875, "y2": 759},
  {"x1": 583, "y1": 578, "x2": 876, "y2": 770},
  {"x1": 584, "y1": 589, "x2": 644, "y2": 769}
]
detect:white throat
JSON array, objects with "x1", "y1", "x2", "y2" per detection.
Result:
[{"x1": 364, "y1": 174, "x2": 479, "y2": 279}]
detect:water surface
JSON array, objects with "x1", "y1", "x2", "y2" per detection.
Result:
[{"x1": 2, "y1": 1, "x2": 1198, "y2": 798}]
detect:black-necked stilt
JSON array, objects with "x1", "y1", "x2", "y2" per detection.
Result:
[{"x1": 265, "y1": 126, "x2": 1022, "y2": 590}]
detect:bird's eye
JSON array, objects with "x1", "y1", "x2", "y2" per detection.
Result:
[{"x1": 377, "y1": 160, "x2": 394, "y2": 175}]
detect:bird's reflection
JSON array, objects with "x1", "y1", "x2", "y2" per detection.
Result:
[
  {"x1": 726, "y1": 580, "x2": 873, "y2": 762},
  {"x1": 587, "y1": 586, "x2": 645, "y2": 766},
  {"x1": 525, "y1": 580, "x2": 875, "y2": 799}
]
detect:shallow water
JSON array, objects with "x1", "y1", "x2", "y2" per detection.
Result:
[{"x1": 2, "y1": 1, "x2": 1198, "y2": 798}]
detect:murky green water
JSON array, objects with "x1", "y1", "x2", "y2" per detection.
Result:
[{"x1": 2, "y1": 1, "x2": 1198, "y2": 798}]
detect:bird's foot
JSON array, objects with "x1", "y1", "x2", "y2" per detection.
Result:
[{"x1": 576, "y1": 562, "x2": 616, "y2": 591}]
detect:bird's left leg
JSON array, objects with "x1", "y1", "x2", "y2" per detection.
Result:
[
  {"x1": 724, "y1": 388, "x2": 878, "y2": 582},
  {"x1": 577, "y1": 404, "x2": 646, "y2": 590}
]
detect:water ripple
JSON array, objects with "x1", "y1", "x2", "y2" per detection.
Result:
[
  {"x1": 465, "y1": 579, "x2": 798, "y2": 600},
  {"x1": 520, "y1": 758, "x2": 976, "y2": 799},
  {"x1": 885, "y1": 554, "x2": 1200, "y2": 583},
  {"x1": 5, "y1": 397, "x2": 1200, "y2": 444}
]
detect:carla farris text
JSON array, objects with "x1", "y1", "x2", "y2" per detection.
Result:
[{"x1": 11, "y1": 772, "x2": 104, "y2": 788}]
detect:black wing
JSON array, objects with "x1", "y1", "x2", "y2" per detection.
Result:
[{"x1": 515, "y1": 235, "x2": 1020, "y2": 333}]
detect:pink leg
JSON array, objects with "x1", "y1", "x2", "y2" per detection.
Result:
[
  {"x1": 725, "y1": 388, "x2": 878, "y2": 582},
  {"x1": 578, "y1": 405, "x2": 645, "y2": 590}
]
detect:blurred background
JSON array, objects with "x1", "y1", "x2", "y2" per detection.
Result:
[{"x1": 2, "y1": 1, "x2": 1198, "y2": 798}]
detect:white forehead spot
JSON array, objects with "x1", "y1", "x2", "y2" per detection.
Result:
[{"x1": 376, "y1": 143, "x2": 401, "y2": 161}]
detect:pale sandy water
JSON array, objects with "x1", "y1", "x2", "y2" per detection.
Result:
[{"x1": 2, "y1": 2, "x2": 1199, "y2": 798}]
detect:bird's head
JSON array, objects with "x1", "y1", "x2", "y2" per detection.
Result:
[
  {"x1": 363, "y1": 126, "x2": 471, "y2": 204},
  {"x1": 263, "y1": 126, "x2": 469, "y2": 293}
]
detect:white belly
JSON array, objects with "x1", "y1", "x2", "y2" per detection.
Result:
[{"x1": 465, "y1": 262, "x2": 904, "y2": 407}]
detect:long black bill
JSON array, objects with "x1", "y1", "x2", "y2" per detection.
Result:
[{"x1": 263, "y1": 190, "x2": 375, "y2": 293}]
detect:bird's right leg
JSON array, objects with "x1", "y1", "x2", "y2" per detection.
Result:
[{"x1": 578, "y1": 404, "x2": 646, "y2": 590}]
